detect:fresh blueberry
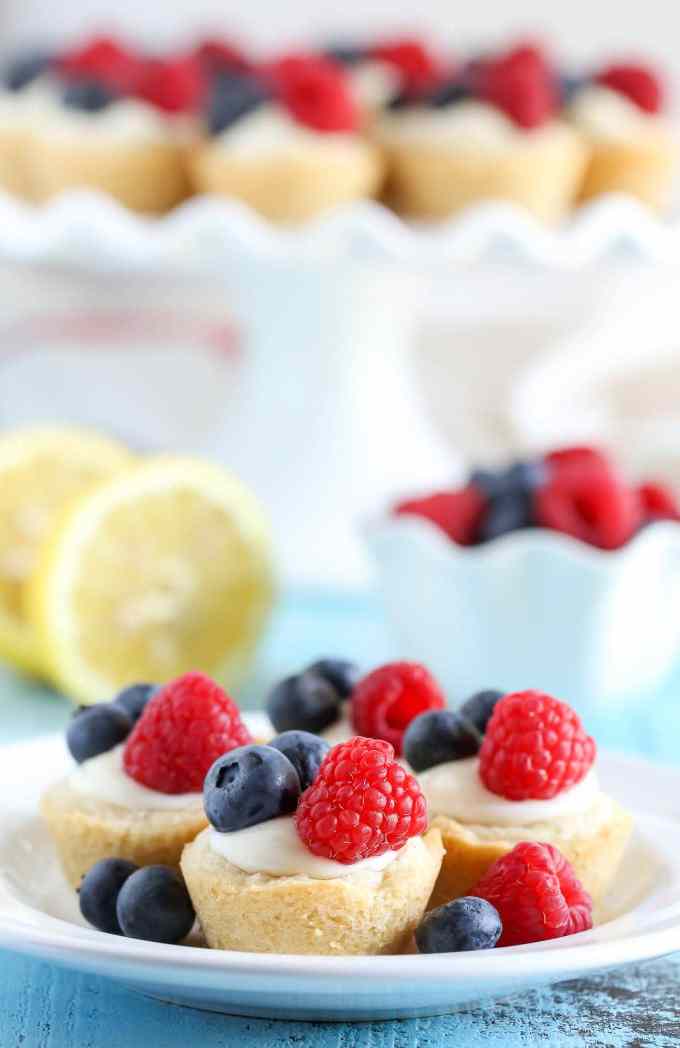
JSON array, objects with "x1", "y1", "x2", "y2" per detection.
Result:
[
  {"x1": 306, "y1": 658, "x2": 359, "y2": 700},
  {"x1": 62, "y1": 79, "x2": 117, "y2": 113},
  {"x1": 559, "y1": 73, "x2": 589, "y2": 105},
  {"x1": 112, "y1": 683, "x2": 157, "y2": 723},
  {"x1": 386, "y1": 90, "x2": 412, "y2": 111},
  {"x1": 267, "y1": 670, "x2": 341, "y2": 734},
  {"x1": 78, "y1": 857, "x2": 138, "y2": 935},
  {"x1": 428, "y1": 80, "x2": 471, "y2": 108},
  {"x1": 5, "y1": 50, "x2": 52, "y2": 92},
  {"x1": 403, "y1": 710, "x2": 480, "y2": 772},
  {"x1": 470, "y1": 459, "x2": 546, "y2": 500},
  {"x1": 459, "y1": 689, "x2": 504, "y2": 735},
  {"x1": 66, "y1": 703, "x2": 132, "y2": 764},
  {"x1": 416, "y1": 897, "x2": 502, "y2": 953},
  {"x1": 116, "y1": 866, "x2": 195, "y2": 944},
  {"x1": 269, "y1": 730, "x2": 330, "y2": 791},
  {"x1": 324, "y1": 44, "x2": 367, "y2": 66},
  {"x1": 208, "y1": 73, "x2": 270, "y2": 136},
  {"x1": 204, "y1": 744, "x2": 300, "y2": 832},
  {"x1": 477, "y1": 490, "x2": 533, "y2": 542}
]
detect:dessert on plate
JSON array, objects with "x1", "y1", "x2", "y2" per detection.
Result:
[
  {"x1": 566, "y1": 60, "x2": 676, "y2": 211},
  {"x1": 41, "y1": 673, "x2": 252, "y2": 887},
  {"x1": 189, "y1": 53, "x2": 384, "y2": 222},
  {"x1": 376, "y1": 42, "x2": 587, "y2": 222},
  {"x1": 24, "y1": 37, "x2": 194, "y2": 213},
  {"x1": 266, "y1": 657, "x2": 446, "y2": 753},
  {"x1": 182, "y1": 734, "x2": 443, "y2": 954},
  {"x1": 0, "y1": 50, "x2": 59, "y2": 198},
  {"x1": 403, "y1": 688, "x2": 633, "y2": 909}
]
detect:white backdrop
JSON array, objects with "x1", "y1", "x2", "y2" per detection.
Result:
[{"x1": 2, "y1": 0, "x2": 680, "y2": 84}]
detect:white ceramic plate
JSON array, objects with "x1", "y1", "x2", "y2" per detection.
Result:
[
  {"x1": 1, "y1": 190, "x2": 679, "y2": 273},
  {"x1": 1, "y1": 719, "x2": 679, "y2": 1021}
]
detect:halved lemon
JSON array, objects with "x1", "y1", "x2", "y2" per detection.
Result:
[
  {"x1": 27, "y1": 457, "x2": 275, "y2": 704},
  {"x1": 0, "y1": 427, "x2": 133, "y2": 674}
]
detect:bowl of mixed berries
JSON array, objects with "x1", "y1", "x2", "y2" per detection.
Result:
[{"x1": 366, "y1": 445, "x2": 680, "y2": 704}]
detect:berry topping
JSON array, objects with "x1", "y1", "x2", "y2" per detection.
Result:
[
  {"x1": 428, "y1": 80, "x2": 471, "y2": 108},
  {"x1": 458, "y1": 689, "x2": 504, "y2": 735},
  {"x1": 267, "y1": 670, "x2": 342, "y2": 735},
  {"x1": 78, "y1": 857, "x2": 138, "y2": 935},
  {"x1": 59, "y1": 37, "x2": 141, "y2": 94},
  {"x1": 637, "y1": 482, "x2": 680, "y2": 522},
  {"x1": 62, "y1": 79, "x2": 117, "y2": 113},
  {"x1": 416, "y1": 896, "x2": 502, "y2": 953},
  {"x1": 596, "y1": 63, "x2": 663, "y2": 115},
  {"x1": 351, "y1": 661, "x2": 446, "y2": 756},
  {"x1": 204, "y1": 744, "x2": 301, "y2": 832},
  {"x1": 306, "y1": 657, "x2": 360, "y2": 699},
  {"x1": 535, "y1": 466, "x2": 640, "y2": 550},
  {"x1": 479, "y1": 690, "x2": 596, "y2": 801},
  {"x1": 403, "y1": 709, "x2": 480, "y2": 772},
  {"x1": 273, "y1": 54, "x2": 360, "y2": 132},
  {"x1": 394, "y1": 486, "x2": 486, "y2": 545},
  {"x1": 136, "y1": 55, "x2": 205, "y2": 114},
  {"x1": 478, "y1": 43, "x2": 557, "y2": 129},
  {"x1": 369, "y1": 38, "x2": 442, "y2": 95},
  {"x1": 269, "y1": 730, "x2": 330, "y2": 791},
  {"x1": 324, "y1": 44, "x2": 368, "y2": 67},
  {"x1": 470, "y1": 460, "x2": 547, "y2": 499},
  {"x1": 194, "y1": 38, "x2": 252, "y2": 76},
  {"x1": 559, "y1": 73, "x2": 589, "y2": 106},
  {"x1": 67, "y1": 703, "x2": 132, "y2": 764},
  {"x1": 5, "y1": 50, "x2": 52, "y2": 92},
  {"x1": 477, "y1": 490, "x2": 533, "y2": 542},
  {"x1": 545, "y1": 445, "x2": 612, "y2": 479},
  {"x1": 295, "y1": 736, "x2": 427, "y2": 863},
  {"x1": 207, "y1": 73, "x2": 270, "y2": 135},
  {"x1": 116, "y1": 865, "x2": 195, "y2": 944},
  {"x1": 112, "y1": 682, "x2": 157, "y2": 724},
  {"x1": 471, "y1": 842, "x2": 593, "y2": 946},
  {"x1": 122, "y1": 672, "x2": 252, "y2": 794}
]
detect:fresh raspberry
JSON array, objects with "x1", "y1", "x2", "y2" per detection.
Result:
[
  {"x1": 479, "y1": 690, "x2": 596, "y2": 801},
  {"x1": 394, "y1": 486, "x2": 486, "y2": 546},
  {"x1": 596, "y1": 63, "x2": 663, "y2": 115},
  {"x1": 478, "y1": 43, "x2": 557, "y2": 129},
  {"x1": 136, "y1": 55, "x2": 205, "y2": 114},
  {"x1": 123, "y1": 672, "x2": 252, "y2": 793},
  {"x1": 637, "y1": 482, "x2": 680, "y2": 522},
  {"x1": 194, "y1": 38, "x2": 252, "y2": 76},
  {"x1": 271, "y1": 54, "x2": 359, "y2": 132},
  {"x1": 295, "y1": 736, "x2": 427, "y2": 863},
  {"x1": 351, "y1": 662, "x2": 446, "y2": 756},
  {"x1": 535, "y1": 466, "x2": 640, "y2": 549},
  {"x1": 369, "y1": 38, "x2": 442, "y2": 94},
  {"x1": 58, "y1": 36, "x2": 142, "y2": 93},
  {"x1": 471, "y1": 842, "x2": 593, "y2": 946},
  {"x1": 545, "y1": 445, "x2": 613, "y2": 479}
]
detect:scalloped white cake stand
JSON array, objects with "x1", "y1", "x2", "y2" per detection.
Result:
[{"x1": 0, "y1": 190, "x2": 678, "y2": 585}]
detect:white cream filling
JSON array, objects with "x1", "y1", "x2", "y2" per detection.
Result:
[
  {"x1": 378, "y1": 99, "x2": 575, "y2": 151},
  {"x1": 209, "y1": 103, "x2": 363, "y2": 158},
  {"x1": 38, "y1": 96, "x2": 177, "y2": 145},
  {"x1": 419, "y1": 756, "x2": 601, "y2": 826},
  {"x1": 209, "y1": 814, "x2": 400, "y2": 878},
  {"x1": 568, "y1": 84, "x2": 668, "y2": 142},
  {"x1": 0, "y1": 77, "x2": 60, "y2": 130},
  {"x1": 349, "y1": 60, "x2": 400, "y2": 112},
  {"x1": 69, "y1": 744, "x2": 202, "y2": 811}
]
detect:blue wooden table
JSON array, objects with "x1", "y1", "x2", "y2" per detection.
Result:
[{"x1": 2, "y1": 588, "x2": 680, "y2": 1048}]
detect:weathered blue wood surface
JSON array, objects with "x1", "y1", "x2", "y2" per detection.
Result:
[{"x1": 2, "y1": 588, "x2": 679, "y2": 1048}]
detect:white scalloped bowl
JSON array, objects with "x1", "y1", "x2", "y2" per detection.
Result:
[{"x1": 365, "y1": 516, "x2": 680, "y2": 709}]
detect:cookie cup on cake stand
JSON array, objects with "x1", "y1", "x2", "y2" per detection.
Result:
[
  {"x1": 27, "y1": 95, "x2": 190, "y2": 214},
  {"x1": 377, "y1": 101, "x2": 587, "y2": 223},
  {"x1": 568, "y1": 75, "x2": 677, "y2": 212},
  {"x1": 182, "y1": 818, "x2": 443, "y2": 955}
]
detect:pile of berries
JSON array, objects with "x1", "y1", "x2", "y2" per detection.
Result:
[
  {"x1": 395, "y1": 445, "x2": 680, "y2": 551},
  {"x1": 266, "y1": 657, "x2": 447, "y2": 756},
  {"x1": 416, "y1": 840, "x2": 593, "y2": 952}
]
